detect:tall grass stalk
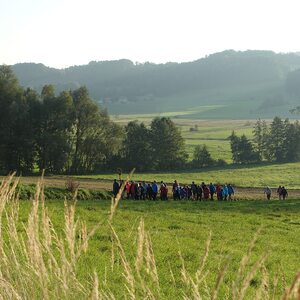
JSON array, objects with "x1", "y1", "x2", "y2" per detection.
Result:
[{"x1": 0, "y1": 174, "x2": 102, "y2": 299}]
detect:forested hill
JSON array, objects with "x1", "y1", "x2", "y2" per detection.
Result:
[{"x1": 12, "y1": 50, "x2": 300, "y2": 118}]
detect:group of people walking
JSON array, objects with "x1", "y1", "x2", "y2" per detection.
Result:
[
  {"x1": 113, "y1": 179, "x2": 290, "y2": 201},
  {"x1": 112, "y1": 179, "x2": 235, "y2": 201},
  {"x1": 264, "y1": 185, "x2": 288, "y2": 200},
  {"x1": 172, "y1": 180, "x2": 235, "y2": 201}
]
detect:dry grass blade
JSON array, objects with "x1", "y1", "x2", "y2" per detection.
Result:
[
  {"x1": 196, "y1": 230, "x2": 212, "y2": 282},
  {"x1": 144, "y1": 232, "x2": 160, "y2": 292},
  {"x1": 0, "y1": 174, "x2": 102, "y2": 299},
  {"x1": 211, "y1": 262, "x2": 229, "y2": 300},
  {"x1": 110, "y1": 225, "x2": 135, "y2": 299},
  {"x1": 110, "y1": 168, "x2": 135, "y2": 222},
  {"x1": 281, "y1": 271, "x2": 300, "y2": 300},
  {"x1": 90, "y1": 271, "x2": 99, "y2": 300},
  {"x1": 232, "y1": 227, "x2": 263, "y2": 300},
  {"x1": 135, "y1": 218, "x2": 145, "y2": 274},
  {"x1": 238, "y1": 254, "x2": 268, "y2": 300}
]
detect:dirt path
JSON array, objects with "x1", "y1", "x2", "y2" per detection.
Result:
[{"x1": 3, "y1": 176, "x2": 299, "y2": 200}]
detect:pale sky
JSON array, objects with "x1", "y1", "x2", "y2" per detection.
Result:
[{"x1": 1, "y1": 0, "x2": 300, "y2": 69}]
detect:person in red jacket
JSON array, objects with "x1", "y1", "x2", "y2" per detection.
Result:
[
  {"x1": 160, "y1": 182, "x2": 168, "y2": 200},
  {"x1": 130, "y1": 181, "x2": 135, "y2": 199},
  {"x1": 203, "y1": 185, "x2": 210, "y2": 200},
  {"x1": 216, "y1": 184, "x2": 222, "y2": 201},
  {"x1": 125, "y1": 181, "x2": 131, "y2": 199}
]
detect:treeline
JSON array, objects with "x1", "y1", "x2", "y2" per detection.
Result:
[
  {"x1": 0, "y1": 66, "x2": 190, "y2": 174},
  {"x1": 0, "y1": 66, "x2": 122, "y2": 174},
  {"x1": 229, "y1": 117, "x2": 300, "y2": 164}
]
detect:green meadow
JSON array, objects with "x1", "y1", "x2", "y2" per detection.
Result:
[
  {"x1": 77, "y1": 162, "x2": 300, "y2": 189},
  {"x1": 15, "y1": 197, "x2": 300, "y2": 299},
  {"x1": 180, "y1": 120, "x2": 255, "y2": 162}
]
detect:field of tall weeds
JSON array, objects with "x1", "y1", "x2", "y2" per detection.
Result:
[{"x1": 0, "y1": 174, "x2": 299, "y2": 299}]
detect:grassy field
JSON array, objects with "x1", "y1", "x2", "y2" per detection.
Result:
[
  {"x1": 180, "y1": 120, "x2": 255, "y2": 162},
  {"x1": 15, "y1": 197, "x2": 300, "y2": 298},
  {"x1": 108, "y1": 81, "x2": 294, "y2": 120},
  {"x1": 2, "y1": 173, "x2": 300, "y2": 299},
  {"x1": 77, "y1": 162, "x2": 300, "y2": 189}
]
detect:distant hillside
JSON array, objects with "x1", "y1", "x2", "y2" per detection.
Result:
[{"x1": 11, "y1": 50, "x2": 300, "y2": 119}]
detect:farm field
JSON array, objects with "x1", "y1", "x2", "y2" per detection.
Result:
[
  {"x1": 77, "y1": 161, "x2": 300, "y2": 190},
  {"x1": 112, "y1": 117, "x2": 260, "y2": 162},
  {"x1": 14, "y1": 196, "x2": 300, "y2": 298}
]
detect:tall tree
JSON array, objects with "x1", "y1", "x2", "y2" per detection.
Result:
[
  {"x1": 265, "y1": 116, "x2": 285, "y2": 162},
  {"x1": 122, "y1": 121, "x2": 152, "y2": 171},
  {"x1": 282, "y1": 120, "x2": 300, "y2": 162},
  {"x1": 253, "y1": 119, "x2": 268, "y2": 160},
  {"x1": 229, "y1": 131, "x2": 240, "y2": 164},
  {"x1": 35, "y1": 86, "x2": 74, "y2": 173},
  {"x1": 0, "y1": 66, "x2": 37, "y2": 173},
  {"x1": 192, "y1": 145, "x2": 214, "y2": 168},
  {"x1": 229, "y1": 132, "x2": 259, "y2": 164},
  {"x1": 150, "y1": 117, "x2": 187, "y2": 169},
  {"x1": 71, "y1": 87, "x2": 122, "y2": 173}
]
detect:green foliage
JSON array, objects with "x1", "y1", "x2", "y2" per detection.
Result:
[
  {"x1": 36, "y1": 86, "x2": 74, "y2": 173},
  {"x1": 283, "y1": 120, "x2": 300, "y2": 161},
  {"x1": 0, "y1": 67, "x2": 122, "y2": 174},
  {"x1": 71, "y1": 87, "x2": 122, "y2": 173},
  {"x1": 150, "y1": 117, "x2": 188, "y2": 169},
  {"x1": 192, "y1": 145, "x2": 214, "y2": 167},
  {"x1": 253, "y1": 119, "x2": 268, "y2": 160},
  {"x1": 215, "y1": 158, "x2": 227, "y2": 166},
  {"x1": 15, "y1": 183, "x2": 111, "y2": 201},
  {"x1": 0, "y1": 66, "x2": 37, "y2": 173},
  {"x1": 265, "y1": 117, "x2": 286, "y2": 161},
  {"x1": 252, "y1": 117, "x2": 300, "y2": 162},
  {"x1": 229, "y1": 131, "x2": 260, "y2": 164},
  {"x1": 121, "y1": 121, "x2": 152, "y2": 171}
]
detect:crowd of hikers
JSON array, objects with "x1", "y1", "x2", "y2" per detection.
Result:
[
  {"x1": 112, "y1": 179, "x2": 235, "y2": 201},
  {"x1": 113, "y1": 179, "x2": 289, "y2": 201}
]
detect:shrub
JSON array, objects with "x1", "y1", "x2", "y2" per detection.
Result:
[{"x1": 65, "y1": 178, "x2": 80, "y2": 193}]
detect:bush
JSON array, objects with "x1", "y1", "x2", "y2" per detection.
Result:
[
  {"x1": 216, "y1": 158, "x2": 227, "y2": 167},
  {"x1": 65, "y1": 178, "x2": 80, "y2": 193}
]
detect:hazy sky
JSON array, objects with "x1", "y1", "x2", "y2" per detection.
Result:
[{"x1": 1, "y1": 0, "x2": 300, "y2": 68}]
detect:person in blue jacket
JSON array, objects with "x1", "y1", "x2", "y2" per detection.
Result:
[
  {"x1": 152, "y1": 181, "x2": 158, "y2": 200},
  {"x1": 228, "y1": 184, "x2": 235, "y2": 201},
  {"x1": 209, "y1": 183, "x2": 216, "y2": 201},
  {"x1": 222, "y1": 184, "x2": 229, "y2": 201}
]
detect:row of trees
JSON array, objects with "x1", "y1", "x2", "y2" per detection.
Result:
[
  {"x1": 112, "y1": 119, "x2": 187, "y2": 171},
  {"x1": 229, "y1": 117, "x2": 300, "y2": 164},
  {"x1": 0, "y1": 66, "x2": 122, "y2": 174},
  {"x1": 0, "y1": 66, "x2": 189, "y2": 174}
]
